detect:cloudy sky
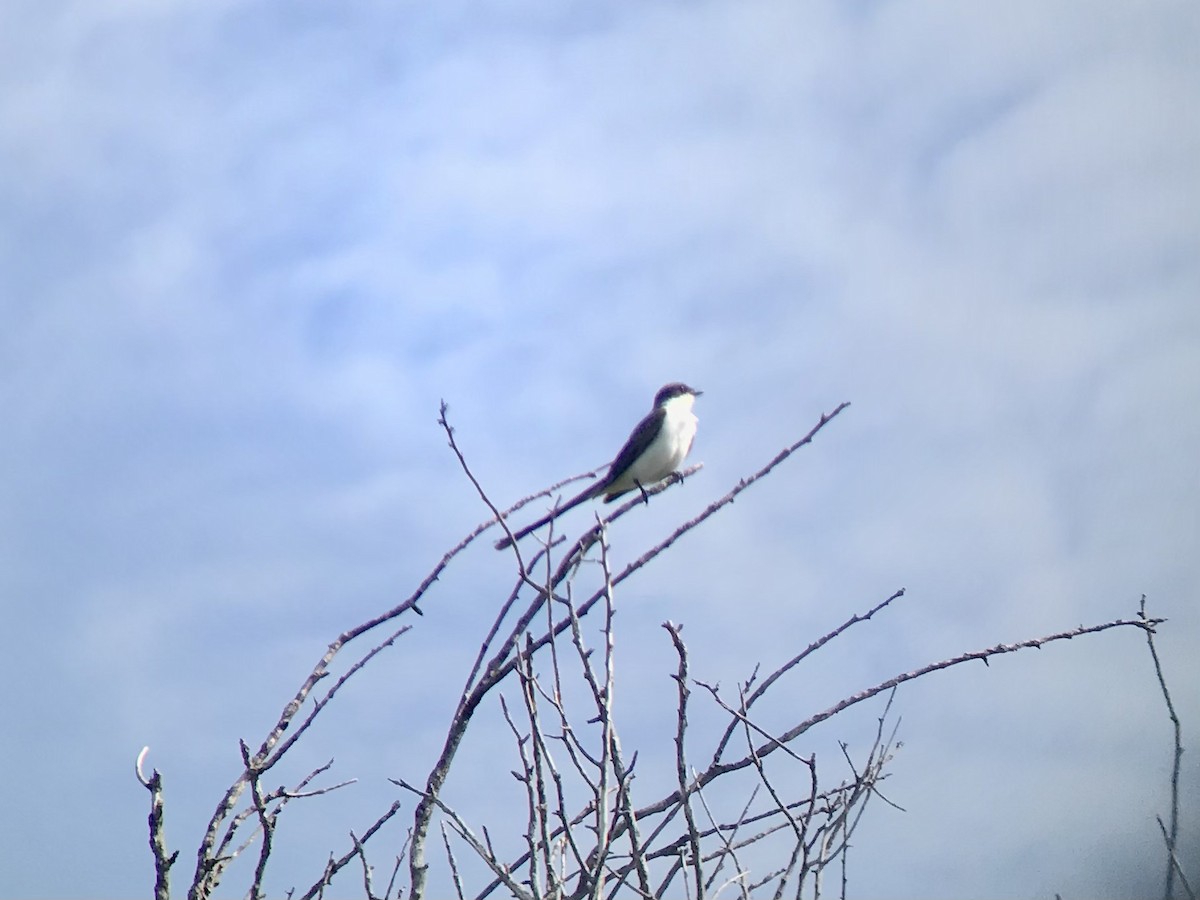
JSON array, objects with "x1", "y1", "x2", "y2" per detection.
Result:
[{"x1": 2, "y1": 0, "x2": 1198, "y2": 897}]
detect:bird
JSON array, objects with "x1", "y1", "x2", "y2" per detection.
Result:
[{"x1": 495, "y1": 383, "x2": 702, "y2": 550}]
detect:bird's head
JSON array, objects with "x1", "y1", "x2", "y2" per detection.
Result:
[{"x1": 654, "y1": 383, "x2": 702, "y2": 407}]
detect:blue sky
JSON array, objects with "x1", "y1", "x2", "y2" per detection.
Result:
[{"x1": 2, "y1": 0, "x2": 1198, "y2": 896}]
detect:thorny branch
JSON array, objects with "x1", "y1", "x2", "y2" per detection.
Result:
[
  {"x1": 622, "y1": 613, "x2": 1164, "y2": 835},
  {"x1": 136, "y1": 398, "x2": 1186, "y2": 900}
]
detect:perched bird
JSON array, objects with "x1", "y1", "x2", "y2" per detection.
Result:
[{"x1": 495, "y1": 383, "x2": 702, "y2": 550}]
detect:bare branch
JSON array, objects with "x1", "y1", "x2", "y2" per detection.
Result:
[
  {"x1": 708, "y1": 589, "x2": 906, "y2": 769},
  {"x1": 664, "y1": 622, "x2": 704, "y2": 900},
  {"x1": 769, "y1": 615, "x2": 1163, "y2": 752},
  {"x1": 441, "y1": 821, "x2": 466, "y2": 900},
  {"x1": 1156, "y1": 816, "x2": 1197, "y2": 900},
  {"x1": 219, "y1": 760, "x2": 337, "y2": 871},
  {"x1": 190, "y1": 568, "x2": 424, "y2": 898},
  {"x1": 625, "y1": 613, "x2": 1160, "y2": 838},
  {"x1": 294, "y1": 802, "x2": 404, "y2": 900},
  {"x1": 261, "y1": 623, "x2": 413, "y2": 775},
  {"x1": 585, "y1": 528, "x2": 621, "y2": 900},
  {"x1": 1139, "y1": 596, "x2": 1185, "y2": 900},
  {"x1": 240, "y1": 740, "x2": 274, "y2": 900},
  {"x1": 135, "y1": 747, "x2": 178, "y2": 900},
  {"x1": 157, "y1": 393, "x2": 1182, "y2": 900},
  {"x1": 693, "y1": 770, "x2": 752, "y2": 900},
  {"x1": 394, "y1": 778, "x2": 535, "y2": 900}
]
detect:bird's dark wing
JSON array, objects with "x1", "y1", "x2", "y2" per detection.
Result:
[
  {"x1": 494, "y1": 403, "x2": 668, "y2": 549},
  {"x1": 600, "y1": 405, "x2": 665, "y2": 499}
]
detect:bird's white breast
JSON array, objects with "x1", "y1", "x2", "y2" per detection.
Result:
[{"x1": 625, "y1": 393, "x2": 698, "y2": 484}]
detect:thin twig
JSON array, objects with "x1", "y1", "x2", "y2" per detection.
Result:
[
  {"x1": 1140, "y1": 596, "x2": 1185, "y2": 900},
  {"x1": 393, "y1": 777, "x2": 535, "y2": 900},
  {"x1": 708, "y1": 589, "x2": 905, "y2": 769},
  {"x1": 588, "y1": 526, "x2": 619, "y2": 900},
  {"x1": 350, "y1": 830, "x2": 375, "y2": 900},
  {"x1": 222, "y1": 760, "x2": 338, "y2": 867},
  {"x1": 619, "y1": 611, "x2": 1161, "y2": 862},
  {"x1": 294, "y1": 802, "x2": 404, "y2": 900},
  {"x1": 442, "y1": 821, "x2": 466, "y2": 900},
  {"x1": 693, "y1": 769, "x2": 752, "y2": 900},
  {"x1": 1156, "y1": 817, "x2": 1197, "y2": 900},
  {"x1": 665, "y1": 622, "x2": 705, "y2": 900},
  {"x1": 240, "y1": 741, "x2": 274, "y2": 900}
]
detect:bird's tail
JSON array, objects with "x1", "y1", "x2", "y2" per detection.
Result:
[{"x1": 494, "y1": 481, "x2": 600, "y2": 550}]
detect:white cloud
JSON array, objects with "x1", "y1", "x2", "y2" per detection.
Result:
[{"x1": 1, "y1": 0, "x2": 1197, "y2": 896}]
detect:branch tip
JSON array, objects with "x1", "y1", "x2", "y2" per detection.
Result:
[{"x1": 136, "y1": 745, "x2": 153, "y2": 788}]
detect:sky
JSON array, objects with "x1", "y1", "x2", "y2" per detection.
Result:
[{"x1": 1, "y1": 0, "x2": 1198, "y2": 897}]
